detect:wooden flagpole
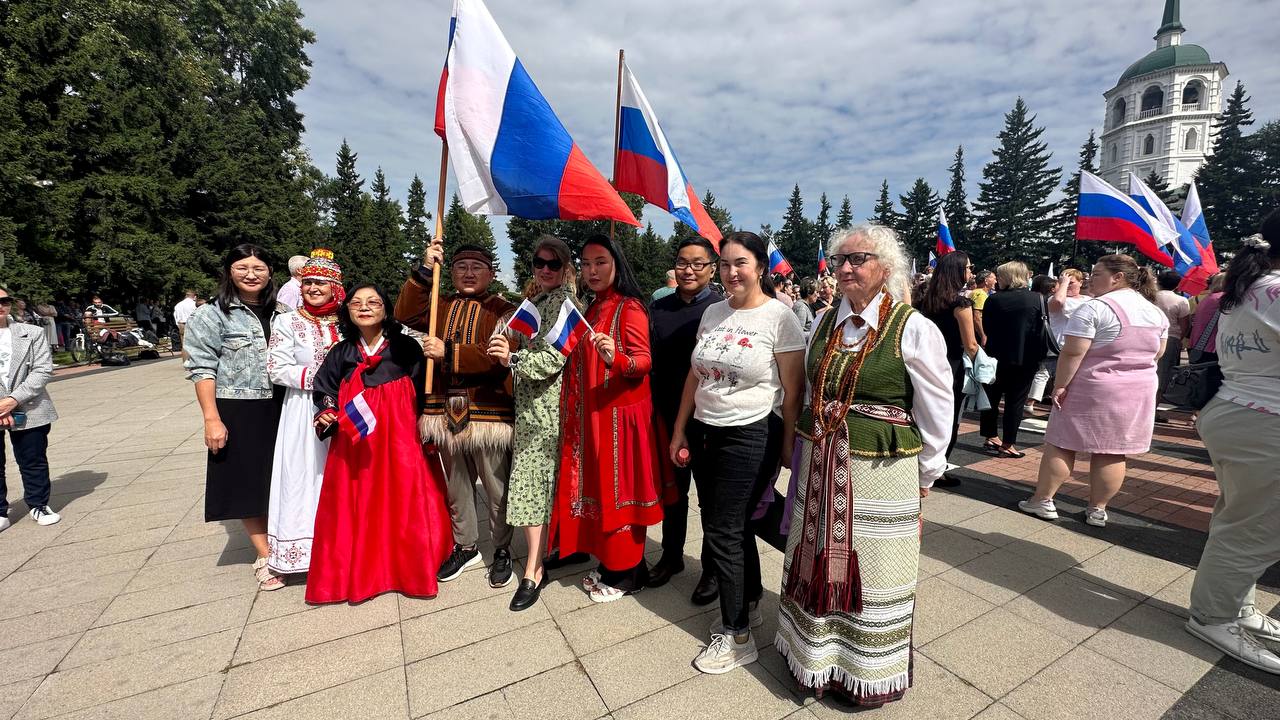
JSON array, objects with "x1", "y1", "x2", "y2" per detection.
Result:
[
  {"x1": 609, "y1": 48, "x2": 624, "y2": 242},
  {"x1": 425, "y1": 140, "x2": 449, "y2": 395}
]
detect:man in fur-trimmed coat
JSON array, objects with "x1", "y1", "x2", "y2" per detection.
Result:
[{"x1": 395, "y1": 243, "x2": 517, "y2": 588}]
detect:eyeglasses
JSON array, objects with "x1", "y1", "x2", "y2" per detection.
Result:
[
  {"x1": 230, "y1": 265, "x2": 269, "y2": 276},
  {"x1": 532, "y1": 257, "x2": 563, "y2": 271},
  {"x1": 348, "y1": 300, "x2": 384, "y2": 310},
  {"x1": 828, "y1": 252, "x2": 878, "y2": 269},
  {"x1": 674, "y1": 260, "x2": 713, "y2": 271},
  {"x1": 452, "y1": 262, "x2": 490, "y2": 275}
]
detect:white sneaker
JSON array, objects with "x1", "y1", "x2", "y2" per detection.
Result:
[
  {"x1": 1017, "y1": 498, "x2": 1059, "y2": 520},
  {"x1": 1084, "y1": 507, "x2": 1108, "y2": 527},
  {"x1": 0, "y1": 516, "x2": 9, "y2": 532},
  {"x1": 709, "y1": 601, "x2": 764, "y2": 635},
  {"x1": 29, "y1": 506, "x2": 60, "y2": 526},
  {"x1": 693, "y1": 632, "x2": 759, "y2": 674},
  {"x1": 1186, "y1": 618, "x2": 1280, "y2": 675},
  {"x1": 1238, "y1": 608, "x2": 1280, "y2": 642}
]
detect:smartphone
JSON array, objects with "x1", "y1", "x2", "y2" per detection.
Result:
[{"x1": 11, "y1": 411, "x2": 26, "y2": 428}]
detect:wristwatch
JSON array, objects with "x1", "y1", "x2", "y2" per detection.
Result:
[{"x1": 508, "y1": 352, "x2": 521, "y2": 368}]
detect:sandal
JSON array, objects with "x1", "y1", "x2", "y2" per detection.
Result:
[
  {"x1": 581, "y1": 569, "x2": 602, "y2": 592},
  {"x1": 588, "y1": 581, "x2": 632, "y2": 604},
  {"x1": 996, "y1": 446, "x2": 1026, "y2": 459},
  {"x1": 982, "y1": 439, "x2": 1002, "y2": 452},
  {"x1": 252, "y1": 557, "x2": 272, "y2": 584},
  {"x1": 259, "y1": 573, "x2": 286, "y2": 592}
]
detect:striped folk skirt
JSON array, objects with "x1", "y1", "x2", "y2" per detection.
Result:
[{"x1": 775, "y1": 444, "x2": 921, "y2": 704}]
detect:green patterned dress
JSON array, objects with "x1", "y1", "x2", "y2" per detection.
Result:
[{"x1": 505, "y1": 286, "x2": 576, "y2": 527}]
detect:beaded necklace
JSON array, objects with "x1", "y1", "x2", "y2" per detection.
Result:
[{"x1": 809, "y1": 291, "x2": 895, "y2": 438}]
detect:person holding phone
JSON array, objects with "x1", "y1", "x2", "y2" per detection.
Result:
[{"x1": 0, "y1": 285, "x2": 60, "y2": 531}]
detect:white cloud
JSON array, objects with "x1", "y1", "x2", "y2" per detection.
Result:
[{"x1": 295, "y1": 0, "x2": 1278, "y2": 273}]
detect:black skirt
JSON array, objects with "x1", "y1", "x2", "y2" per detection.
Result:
[{"x1": 205, "y1": 391, "x2": 284, "y2": 522}]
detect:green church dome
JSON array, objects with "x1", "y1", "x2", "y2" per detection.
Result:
[{"x1": 1119, "y1": 44, "x2": 1213, "y2": 84}]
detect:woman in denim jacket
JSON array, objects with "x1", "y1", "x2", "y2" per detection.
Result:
[{"x1": 184, "y1": 244, "x2": 286, "y2": 589}]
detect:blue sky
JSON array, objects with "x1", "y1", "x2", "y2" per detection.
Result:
[{"x1": 294, "y1": 0, "x2": 1278, "y2": 282}]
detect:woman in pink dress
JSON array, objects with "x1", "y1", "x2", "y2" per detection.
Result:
[{"x1": 1018, "y1": 254, "x2": 1168, "y2": 528}]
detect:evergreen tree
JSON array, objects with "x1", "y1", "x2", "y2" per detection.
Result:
[
  {"x1": 943, "y1": 146, "x2": 973, "y2": 248},
  {"x1": 358, "y1": 168, "x2": 413, "y2": 297},
  {"x1": 404, "y1": 174, "x2": 432, "y2": 251},
  {"x1": 1055, "y1": 130, "x2": 1106, "y2": 267},
  {"x1": 1196, "y1": 82, "x2": 1265, "y2": 255},
  {"x1": 669, "y1": 189, "x2": 734, "y2": 246},
  {"x1": 776, "y1": 184, "x2": 815, "y2": 277},
  {"x1": 328, "y1": 140, "x2": 370, "y2": 271},
  {"x1": 814, "y1": 193, "x2": 833, "y2": 249},
  {"x1": 506, "y1": 217, "x2": 544, "y2": 292},
  {"x1": 836, "y1": 195, "x2": 854, "y2": 230},
  {"x1": 898, "y1": 179, "x2": 941, "y2": 263},
  {"x1": 870, "y1": 180, "x2": 902, "y2": 230},
  {"x1": 1143, "y1": 170, "x2": 1177, "y2": 207},
  {"x1": 621, "y1": 222, "x2": 673, "y2": 296},
  {"x1": 1255, "y1": 120, "x2": 1280, "y2": 208},
  {"x1": 971, "y1": 97, "x2": 1063, "y2": 269}
]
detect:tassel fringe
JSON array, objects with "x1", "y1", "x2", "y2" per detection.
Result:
[
  {"x1": 783, "y1": 549, "x2": 863, "y2": 616},
  {"x1": 774, "y1": 633, "x2": 911, "y2": 698}
]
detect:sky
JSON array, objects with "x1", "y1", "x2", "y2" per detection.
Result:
[{"x1": 293, "y1": 0, "x2": 1279, "y2": 281}]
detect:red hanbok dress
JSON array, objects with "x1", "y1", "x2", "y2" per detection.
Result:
[
  {"x1": 551, "y1": 288, "x2": 672, "y2": 581},
  {"x1": 306, "y1": 333, "x2": 452, "y2": 604}
]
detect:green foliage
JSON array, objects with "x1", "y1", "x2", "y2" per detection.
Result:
[
  {"x1": 1256, "y1": 120, "x2": 1280, "y2": 208},
  {"x1": 943, "y1": 146, "x2": 972, "y2": 249},
  {"x1": 836, "y1": 195, "x2": 854, "y2": 230},
  {"x1": 775, "y1": 184, "x2": 814, "y2": 277},
  {"x1": 898, "y1": 178, "x2": 941, "y2": 263},
  {"x1": 814, "y1": 193, "x2": 833, "y2": 249},
  {"x1": 1143, "y1": 169, "x2": 1178, "y2": 208},
  {"x1": 870, "y1": 180, "x2": 902, "y2": 230},
  {"x1": 1057, "y1": 130, "x2": 1109, "y2": 268},
  {"x1": 971, "y1": 97, "x2": 1063, "y2": 269},
  {"x1": 1196, "y1": 82, "x2": 1266, "y2": 255},
  {"x1": 404, "y1": 174, "x2": 432, "y2": 251}
]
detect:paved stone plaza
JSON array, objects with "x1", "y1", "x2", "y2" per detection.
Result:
[{"x1": 1, "y1": 358, "x2": 1277, "y2": 720}]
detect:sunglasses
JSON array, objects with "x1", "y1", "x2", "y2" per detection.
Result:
[
  {"x1": 829, "y1": 252, "x2": 878, "y2": 268},
  {"x1": 532, "y1": 257, "x2": 563, "y2": 271},
  {"x1": 0, "y1": 298, "x2": 12, "y2": 305}
]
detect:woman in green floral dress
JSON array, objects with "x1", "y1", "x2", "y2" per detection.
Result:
[{"x1": 488, "y1": 235, "x2": 579, "y2": 612}]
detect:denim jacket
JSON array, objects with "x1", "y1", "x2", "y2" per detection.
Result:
[{"x1": 183, "y1": 298, "x2": 282, "y2": 399}]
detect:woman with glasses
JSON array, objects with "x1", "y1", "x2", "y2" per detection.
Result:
[
  {"x1": 184, "y1": 244, "x2": 285, "y2": 588},
  {"x1": 261, "y1": 249, "x2": 345, "y2": 591},
  {"x1": 487, "y1": 236, "x2": 578, "y2": 611},
  {"x1": 918, "y1": 251, "x2": 979, "y2": 486},
  {"x1": 306, "y1": 284, "x2": 452, "y2": 603},
  {"x1": 669, "y1": 231, "x2": 806, "y2": 674},
  {"x1": 776, "y1": 225, "x2": 952, "y2": 707}
]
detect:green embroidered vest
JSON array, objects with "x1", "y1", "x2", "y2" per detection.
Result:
[{"x1": 796, "y1": 303, "x2": 923, "y2": 457}]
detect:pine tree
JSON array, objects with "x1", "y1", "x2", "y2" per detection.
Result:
[
  {"x1": 1255, "y1": 120, "x2": 1280, "y2": 208},
  {"x1": 329, "y1": 140, "x2": 369, "y2": 267},
  {"x1": 870, "y1": 180, "x2": 901, "y2": 230},
  {"x1": 1143, "y1": 170, "x2": 1177, "y2": 207},
  {"x1": 971, "y1": 97, "x2": 1063, "y2": 269},
  {"x1": 357, "y1": 168, "x2": 413, "y2": 297},
  {"x1": 404, "y1": 174, "x2": 432, "y2": 251},
  {"x1": 505, "y1": 217, "x2": 544, "y2": 292},
  {"x1": 669, "y1": 188, "x2": 734, "y2": 245},
  {"x1": 943, "y1": 146, "x2": 973, "y2": 248},
  {"x1": 814, "y1": 193, "x2": 833, "y2": 249},
  {"x1": 898, "y1": 178, "x2": 941, "y2": 263},
  {"x1": 1055, "y1": 130, "x2": 1104, "y2": 267},
  {"x1": 1196, "y1": 82, "x2": 1265, "y2": 255},
  {"x1": 836, "y1": 195, "x2": 854, "y2": 230},
  {"x1": 776, "y1": 184, "x2": 814, "y2": 277}
]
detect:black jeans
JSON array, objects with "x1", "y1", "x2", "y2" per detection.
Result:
[
  {"x1": 689, "y1": 413, "x2": 783, "y2": 634},
  {"x1": 980, "y1": 362, "x2": 1039, "y2": 446},
  {"x1": 946, "y1": 357, "x2": 966, "y2": 458},
  {"x1": 0, "y1": 424, "x2": 53, "y2": 516}
]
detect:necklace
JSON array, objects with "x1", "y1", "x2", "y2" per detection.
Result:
[{"x1": 810, "y1": 292, "x2": 894, "y2": 438}]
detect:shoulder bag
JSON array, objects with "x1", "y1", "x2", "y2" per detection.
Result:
[{"x1": 1162, "y1": 309, "x2": 1222, "y2": 410}]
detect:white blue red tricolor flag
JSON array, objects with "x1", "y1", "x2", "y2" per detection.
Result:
[
  {"x1": 546, "y1": 298, "x2": 593, "y2": 356},
  {"x1": 341, "y1": 391, "x2": 377, "y2": 441},
  {"x1": 1128, "y1": 174, "x2": 1199, "y2": 274},
  {"x1": 936, "y1": 209, "x2": 957, "y2": 256},
  {"x1": 817, "y1": 243, "x2": 828, "y2": 274},
  {"x1": 928, "y1": 251, "x2": 937, "y2": 270},
  {"x1": 766, "y1": 240, "x2": 793, "y2": 276},
  {"x1": 1076, "y1": 171, "x2": 1178, "y2": 267},
  {"x1": 1177, "y1": 181, "x2": 1219, "y2": 295},
  {"x1": 434, "y1": 0, "x2": 638, "y2": 226},
  {"x1": 615, "y1": 62, "x2": 721, "y2": 248},
  {"x1": 505, "y1": 298, "x2": 541, "y2": 340}
]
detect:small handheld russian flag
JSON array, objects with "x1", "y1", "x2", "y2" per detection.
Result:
[
  {"x1": 936, "y1": 209, "x2": 957, "y2": 257},
  {"x1": 817, "y1": 243, "x2": 828, "y2": 275},
  {"x1": 545, "y1": 298, "x2": 593, "y2": 356},
  {"x1": 928, "y1": 251, "x2": 937, "y2": 270},
  {"x1": 341, "y1": 391, "x2": 377, "y2": 441},
  {"x1": 505, "y1": 298, "x2": 541, "y2": 340},
  {"x1": 767, "y1": 240, "x2": 793, "y2": 276}
]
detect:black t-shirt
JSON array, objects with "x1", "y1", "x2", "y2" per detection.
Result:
[
  {"x1": 921, "y1": 294, "x2": 973, "y2": 366},
  {"x1": 649, "y1": 287, "x2": 718, "y2": 425}
]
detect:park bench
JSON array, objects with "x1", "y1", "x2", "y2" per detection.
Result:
[{"x1": 84, "y1": 316, "x2": 174, "y2": 361}]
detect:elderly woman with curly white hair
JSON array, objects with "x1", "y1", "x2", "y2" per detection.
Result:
[{"x1": 775, "y1": 224, "x2": 953, "y2": 707}]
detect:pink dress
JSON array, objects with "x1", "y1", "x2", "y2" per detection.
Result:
[{"x1": 1044, "y1": 294, "x2": 1164, "y2": 455}]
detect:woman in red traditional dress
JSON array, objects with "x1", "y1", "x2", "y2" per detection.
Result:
[
  {"x1": 306, "y1": 284, "x2": 452, "y2": 604},
  {"x1": 551, "y1": 234, "x2": 671, "y2": 602}
]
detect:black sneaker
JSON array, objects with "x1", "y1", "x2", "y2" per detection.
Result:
[
  {"x1": 488, "y1": 547, "x2": 514, "y2": 588},
  {"x1": 438, "y1": 543, "x2": 482, "y2": 582}
]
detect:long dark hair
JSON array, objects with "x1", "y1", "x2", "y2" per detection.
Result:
[
  {"x1": 718, "y1": 231, "x2": 777, "y2": 298},
  {"x1": 918, "y1": 251, "x2": 970, "y2": 315},
  {"x1": 1221, "y1": 208, "x2": 1280, "y2": 313},
  {"x1": 338, "y1": 283, "x2": 403, "y2": 340},
  {"x1": 216, "y1": 243, "x2": 276, "y2": 314},
  {"x1": 582, "y1": 234, "x2": 647, "y2": 306}
]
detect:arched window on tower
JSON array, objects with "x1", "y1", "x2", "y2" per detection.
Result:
[
  {"x1": 1111, "y1": 99, "x2": 1127, "y2": 128},
  {"x1": 1182, "y1": 81, "x2": 1203, "y2": 110},
  {"x1": 1141, "y1": 85, "x2": 1164, "y2": 117},
  {"x1": 1185, "y1": 128, "x2": 1199, "y2": 151},
  {"x1": 1144, "y1": 134, "x2": 1156, "y2": 155},
  {"x1": 1111, "y1": 144, "x2": 1119, "y2": 163}
]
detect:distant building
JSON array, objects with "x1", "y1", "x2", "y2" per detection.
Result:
[{"x1": 1097, "y1": 0, "x2": 1227, "y2": 191}]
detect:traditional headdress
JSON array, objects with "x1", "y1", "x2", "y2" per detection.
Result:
[
  {"x1": 450, "y1": 245, "x2": 495, "y2": 269},
  {"x1": 300, "y1": 248, "x2": 343, "y2": 283}
]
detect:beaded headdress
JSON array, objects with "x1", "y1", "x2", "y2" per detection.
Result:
[{"x1": 299, "y1": 248, "x2": 343, "y2": 283}]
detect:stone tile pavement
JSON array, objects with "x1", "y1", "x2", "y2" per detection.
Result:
[{"x1": 0, "y1": 358, "x2": 1276, "y2": 719}]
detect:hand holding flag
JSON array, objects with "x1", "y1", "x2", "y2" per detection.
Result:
[{"x1": 505, "y1": 298, "x2": 542, "y2": 340}]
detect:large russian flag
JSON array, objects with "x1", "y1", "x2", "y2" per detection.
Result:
[
  {"x1": 936, "y1": 208, "x2": 957, "y2": 256},
  {"x1": 435, "y1": 0, "x2": 638, "y2": 226},
  {"x1": 615, "y1": 62, "x2": 721, "y2": 248},
  {"x1": 1076, "y1": 171, "x2": 1177, "y2": 267},
  {"x1": 1176, "y1": 181, "x2": 1219, "y2": 295},
  {"x1": 1128, "y1": 174, "x2": 1200, "y2": 275}
]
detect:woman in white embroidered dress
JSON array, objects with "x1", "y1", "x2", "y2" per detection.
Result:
[{"x1": 262, "y1": 250, "x2": 344, "y2": 589}]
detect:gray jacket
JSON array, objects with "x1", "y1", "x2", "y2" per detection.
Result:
[
  {"x1": 183, "y1": 299, "x2": 281, "y2": 399},
  {"x1": 3, "y1": 322, "x2": 58, "y2": 429}
]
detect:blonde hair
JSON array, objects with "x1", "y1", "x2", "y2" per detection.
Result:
[
  {"x1": 1063, "y1": 268, "x2": 1084, "y2": 282},
  {"x1": 996, "y1": 261, "x2": 1030, "y2": 290}
]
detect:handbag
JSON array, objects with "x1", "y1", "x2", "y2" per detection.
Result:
[
  {"x1": 1162, "y1": 310, "x2": 1222, "y2": 410},
  {"x1": 1040, "y1": 296, "x2": 1060, "y2": 358}
]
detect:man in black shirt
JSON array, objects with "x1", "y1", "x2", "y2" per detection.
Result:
[{"x1": 648, "y1": 237, "x2": 721, "y2": 602}]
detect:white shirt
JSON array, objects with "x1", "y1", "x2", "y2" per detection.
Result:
[
  {"x1": 691, "y1": 299, "x2": 807, "y2": 426},
  {"x1": 1049, "y1": 295, "x2": 1088, "y2": 346},
  {"x1": 0, "y1": 326, "x2": 11, "y2": 390},
  {"x1": 1064, "y1": 289, "x2": 1169, "y2": 345},
  {"x1": 1218, "y1": 271, "x2": 1280, "y2": 416},
  {"x1": 276, "y1": 278, "x2": 303, "y2": 310},
  {"x1": 173, "y1": 297, "x2": 198, "y2": 324},
  {"x1": 809, "y1": 292, "x2": 954, "y2": 486}
]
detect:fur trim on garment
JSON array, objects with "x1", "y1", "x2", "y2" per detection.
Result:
[{"x1": 419, "y1": 414, "x2": 513, "y2": 453}]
